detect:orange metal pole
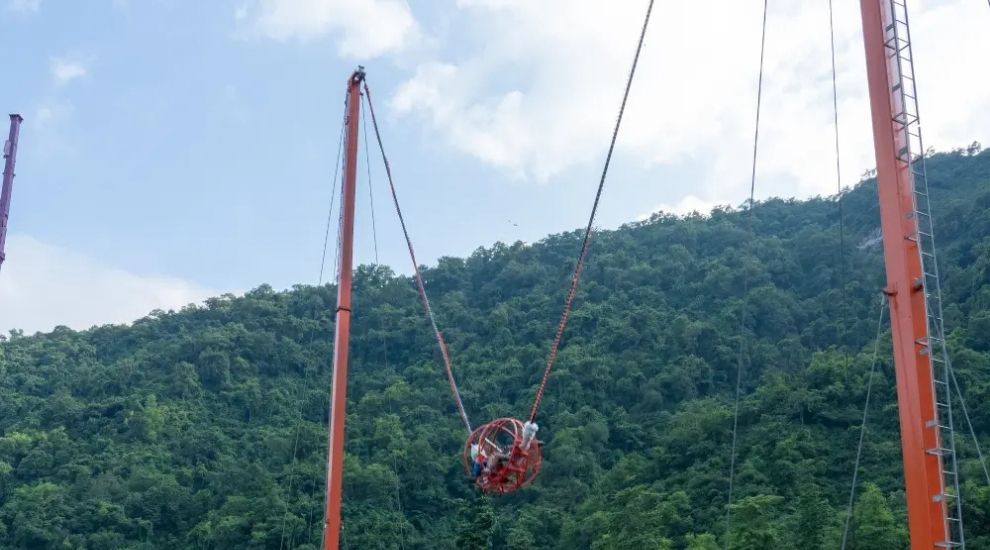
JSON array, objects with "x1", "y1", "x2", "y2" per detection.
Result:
[
  {"x1": 323, "y1": 67, "x2": 365, "y2": 550},
  {"x1": 859, "y1": 2, "x2": 947, "y2": 548}
]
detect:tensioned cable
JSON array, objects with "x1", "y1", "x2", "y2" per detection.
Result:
[
  {"x1": 949, "y1": 363, "x2": 990, "y2": 486},
  {"x1": 723, "y1": 2, "x2": 769, "y2": 547},
  {"x1": 363, "y1": 83, "x2": 472, "y2": 433},
  {"x1": 527, "y1": 0, "x2": 655, "y2": 423},
  {"x1": 305, "y1": 449, "x2": 322, "y2": 545},
  {"x1": 278, "y1": 422, "x2": 303, "y2": 550},
  {"x1": 361, "y1": 99, "x2": 381, "y2": 265},
  {"x1": 840, "y1": 296, "x2": 888, "y2": 550},
  {"x1": 360, "y1": 90, "x2": 405, "y2": 549},
  {"x1": 360, "y1": 91, "x2": 391, "y2": 373},
  {"x1": 319, "y1": 118, "x2": 346, "y2": 285},
  {"x1": 828, "y1": 0, "x2": 846, "y2": 265}
]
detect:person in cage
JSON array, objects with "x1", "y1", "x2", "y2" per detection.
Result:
[
  {"x1": 486, "y1": 449, "x2": 509, "y2": 476},
  {"x1": 470, "y1": 443, "x2": 487, "y2": 479}
]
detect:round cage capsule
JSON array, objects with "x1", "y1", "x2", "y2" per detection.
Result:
[{"x1": 462, "y1": 417, "x2": 541, "y2": 494}]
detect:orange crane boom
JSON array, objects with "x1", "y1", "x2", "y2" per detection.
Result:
[
  {"x1": 0, "y1": 114, "x2": 24, "y2": 273},
  {"x1": 322, "y1": 66, "x2": 365, "y2": 550},
  {"x1": 860, "y1": 1, "x2": 962, "y2": 547}
]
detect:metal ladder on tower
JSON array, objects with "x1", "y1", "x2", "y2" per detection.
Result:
[{"x1": 884, "y1": 0, "x2": 965, "y2": 546}]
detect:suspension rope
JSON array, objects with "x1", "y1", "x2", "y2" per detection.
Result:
[
  {"x1": 840, "y1": 296, "x2": 888, "y2": 550},
  {"x1": 361, "y1": 99, "x2": 381, "y2": 265},
  {"x1": 363, "y1": 83, "x2": 472, "y2": 433},
  {"x1": 723, "y1": 2, "x2": 768, "y2": 546},
  {"x1": 828, "y1": 0, "x2": 846, "y2": 265},
  {"x1": 949, "y1": 363, "x2": 990, "y2": 486},
  {"x1": 319, "y1": 118, "x2": 346, "y2": 285},
  {"x1": 361, "y1": 93, "x2": 405, "y2": 549},
  {"x1": 278, "y1": 421, "x2": 303, "y2": 550},
  {"x1": 526, "y1": 0, "x2": 654, "y2": 423},
  {"x1": 305, "y1": 450, "x2": 322, "y2": 546},
  {"x1": 381, "y1": 364, "x2": 407, "y2": 550}
]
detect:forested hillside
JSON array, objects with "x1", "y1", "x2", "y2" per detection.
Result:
[{"x1": 2, "y1": 148, "x2": 990, "y2": 549}]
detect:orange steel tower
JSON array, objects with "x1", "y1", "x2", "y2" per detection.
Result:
[
  {"x1": 322, "y1": 66, "x2": 364, "y2": 550},
  {"x1": 0, "y1": 114, "x2": 23, "y2": 273},
  {"x1": 860, "y1": 1, "x2": 963, "y2": 548}
]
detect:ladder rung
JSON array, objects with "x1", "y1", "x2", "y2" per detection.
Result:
[{"x1": 927, "y1": 418, "x2": 952, "y2": 430}]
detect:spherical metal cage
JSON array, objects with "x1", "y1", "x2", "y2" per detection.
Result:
[{"x1": 462, "y1": 417, "x2": 542, "y2": 494}]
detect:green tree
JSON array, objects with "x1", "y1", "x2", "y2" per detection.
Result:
[
  {"x1": 849, "y1": 483, "x2": 907, "y2": 550},
  {"x1": 793, "y1": 481, "x2": 833, "y2": 549},
  {"x1": 685, "y1": 533, "x2": 719, "y2": 550},
  {"x1": 455, "y1": 500, "x2": 495, "y2": 550},
  {"x1": 727, "y1": 495, "x2": 784, "y2": 550}
]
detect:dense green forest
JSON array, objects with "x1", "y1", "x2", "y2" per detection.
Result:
[{"x1": 2, "y1": 148, "x2": 990, "y2": 549}]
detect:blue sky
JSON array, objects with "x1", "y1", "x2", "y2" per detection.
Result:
[{"x1": 1, "y1": 0, "x2": 988, "y2": 333}]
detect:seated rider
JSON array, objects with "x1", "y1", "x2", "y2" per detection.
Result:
[
  {"x1": 521, "y1": 421, "x2": 538, "y2": 451},
  {"x1": 508, "y1": 421, "x2": 539, "y2": 469},
  {"x1": 470, "y1": 443, "x2": 487, "y2": 479},
  {"x1": 486, "y1": 450, "x2": 510, "y2": 478}
]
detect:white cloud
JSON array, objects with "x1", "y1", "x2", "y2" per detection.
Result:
[
  {"x1": 0, "y1": 235, "x2": 222, "y2": 335},
  {"x1": 50, "y1": 56, "x2": 89, "y2": 86},
  {"x1": 5, "y1": 0, "x2": 40, "y2": 14},
  {"x1": 391, "y1": 0, "x2": 990, "y2": 206},
  {"x1": 249, "y1": 0, "x2": 420, "y2": 59},
  {"x1": 29, "y1": 100, "x2": 78, "y2": 160}
]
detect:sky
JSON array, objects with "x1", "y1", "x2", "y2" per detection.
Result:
[{"x1": 0, "y1": 0, "x2": 988, "y2": 334}]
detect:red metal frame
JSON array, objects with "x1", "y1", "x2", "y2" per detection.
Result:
[
  {"x1": 322, "y1": 67, "x2": 364, "y2": 550},
  {"x1": 0, "y1": 114, "x2": 24, "y2": 273},
  {"x1": 463, "y1": 418, "x2": 542, "y2": 495},
  {"x1": 860, "y1": 2, "x2": 947, "y2": 547}
]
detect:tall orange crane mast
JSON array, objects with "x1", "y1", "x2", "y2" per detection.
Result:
[
  {"x1": 0, "y1": 114, "x2": 24, "y2": 273},
  {"x1": 322, "y1": 66, "x2": 364, "y2": 550},
  {"x1": 860, "y1": 1, "x2": 963, "y2": 548}
]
